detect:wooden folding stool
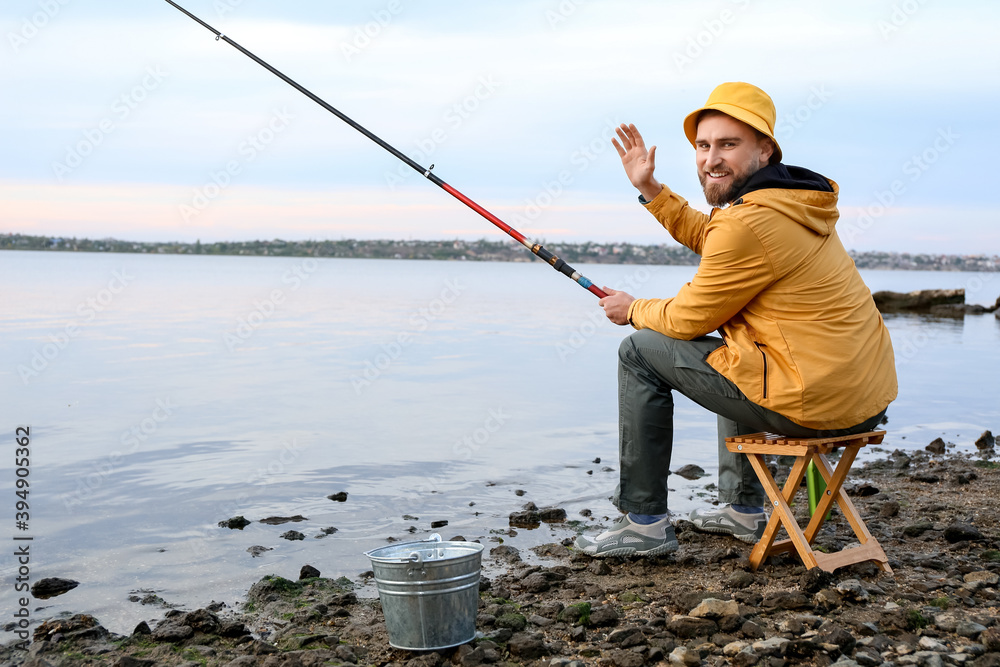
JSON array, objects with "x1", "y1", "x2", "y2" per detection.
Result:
[{"x1": 725, "y1": 430, "x2": 892, "y2": 574}]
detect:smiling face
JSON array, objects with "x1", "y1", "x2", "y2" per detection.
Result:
[{"x1": 695, "y1": 111, "x2": 774, "y2": 208}]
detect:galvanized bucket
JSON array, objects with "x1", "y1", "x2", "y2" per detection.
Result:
[{"x1": 365, "y1": 534, "x2": 483, "y2": 651}]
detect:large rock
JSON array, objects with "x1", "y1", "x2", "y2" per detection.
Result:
[{"x1": 872, "y1": 288, "x2": 965, "y2": 312}]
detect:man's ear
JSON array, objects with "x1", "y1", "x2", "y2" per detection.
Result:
[{"x1": 759, "y1": 137, "x2": 775, "y2": 166}]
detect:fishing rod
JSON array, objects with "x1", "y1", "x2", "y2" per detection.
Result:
[{"x1": 163, "y1": 0, "x2": 607, "y2": 299}]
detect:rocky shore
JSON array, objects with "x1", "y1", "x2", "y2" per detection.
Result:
[{"x1": 4, "y1": 437, "x2": 1000, "y2": 667}]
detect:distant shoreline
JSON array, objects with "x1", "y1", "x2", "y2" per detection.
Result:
[{"x1": 3, "y1": 233, "x2": 998, "y2": 272}]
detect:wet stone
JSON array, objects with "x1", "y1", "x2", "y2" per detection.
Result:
[
  {"x1": 975, "y1": 430, "x2": 995, "y2": 451},
  {"x1": 280, "y1": 530, "x2": 305, "y2": 541},
  {"x1": 30, "y1": 577, "x2": 80, "y2": 599},
  {"x1": 926, "y1": 438, "x2": 947, "y2": 454},
  {"x1": 880, "y1": 500, "x2": 901, "y2": 518},
  {"x1": 667, "y1": 616, "x2": 718, "y2": 639},
  {"x1": 508, "y1": 631, "x2": 549, "y2": 660},
  {"x1": 904, "y1": 521, "x2": 934, "y2": 538},
  {"x1": 964, "y1": 571, "x2": 1000, "y2": 588},
  {"x1": 945, "y1": 523, "x2": 983, "y2": 543},
  {"x1": 727, "y1": 570, "x2": 756, "y2": 589},
  {"x1": 675, "y1": 464, "x2": 706, "y2": 480},
  {"x1": 689, "y1": 598, "x2": 739, "y2": 619},
  {"x1": 539, "y1": 507, "x2": 568, "y2": 522},
  {"x1": 522, "y1": 573, "x2": 552, "y2": 593},
  {"x1": 800, "y1": 568, "x2": 835, "y2": 594},
  {"x1": 588, "y1": 560, "x2": 612, "y2": 576},
  {"x1": 327, "y1": 492, "x2": 348, "y2": 502},
  {"x1": 817, "y1": 621, "x2": 857, "y2": 654},
  {"x1": 741, "y1": 620, "x2": 766, "y2": 639},
  {"x1": 299, "y1": 564, "x2": 320, "y2": 579},
  {"x1": 152, "y1": 620, "x2": 193, "y2": 643},
  {"x1": 668, "y1": 646, "x2": 702, "y2": 666},
  {"x1": 509, "y1": 511, "x2": 541, "y2": 527},
  {"x1": 259, "y1": 515, "x2": 307, "y2": 525},
  {"x1": 607, "y1": 627, "x2": 644, "y2": 647},
  {"x1": 847, "y1": 482, "x2": 880, "y2": 497},
  {"x1": 218, "y1": 516, "x2": 251, "y2": 529},
  {"x1": 490, "y1": 544, "x2": 521, "y2": 563},
  {"x1": 762, "y1": 590, "x2": 813, "y2": 610},
  {"x1": 588, "y1": 604, "x2": 620, "y2": 627}
]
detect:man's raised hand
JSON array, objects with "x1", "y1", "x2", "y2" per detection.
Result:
[{"x1": 612, "y1": 123, "x2": 662, "y2": 201}]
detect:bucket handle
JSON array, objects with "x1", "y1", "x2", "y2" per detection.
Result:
[{"x1": 407, "y1": 533, "x2": 443, "y2": 564}]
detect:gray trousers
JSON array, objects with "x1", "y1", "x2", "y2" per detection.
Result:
[{"x1": 614, "y1": 329, "x2": 887, "y2": 515}]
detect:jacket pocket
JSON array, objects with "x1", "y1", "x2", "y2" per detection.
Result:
[{"x1": 754, "y1": 342, "x2": 769, "y2": 399}]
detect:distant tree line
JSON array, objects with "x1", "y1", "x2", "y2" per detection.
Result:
[{"x1": 2, "y1": 233, "x2": 997, "y2": 272}]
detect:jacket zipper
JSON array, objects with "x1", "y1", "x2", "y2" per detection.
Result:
[{"x1": 755, "y1": 342, "x2": 769, "y2": 399}]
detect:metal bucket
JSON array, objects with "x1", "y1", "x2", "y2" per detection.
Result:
[{"x1": 365, "y1": 534, "x2": 483, "y2": 651}]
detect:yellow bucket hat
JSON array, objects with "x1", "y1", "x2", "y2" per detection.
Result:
[{"x1": 683, "y1": 82, "x2": 782, "y2": 163}]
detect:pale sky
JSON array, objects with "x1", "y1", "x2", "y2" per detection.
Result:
[{"x1": 1, "y1": 0, "x2": 997, "y2": 253}]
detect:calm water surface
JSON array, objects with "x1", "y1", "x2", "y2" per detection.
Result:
[{"x1": 1, "y1": 251, "x2": 998, "y2": 636}]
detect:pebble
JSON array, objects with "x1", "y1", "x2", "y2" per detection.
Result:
[
  {"x1": 835, "y1": 578, "x2": 870, "y2": 602},
  {"x1": 962, "y1": 570, "x2": 999, "y2": 587},
  {"x1": 674, "y1": 464, "x2": 706, "y2": 480},
  {"x1": 259, "y1": 515, "x2": 307, "y2": 525},
  {"x1": 30, "y1": 577, "x2": 80, "y2": 599},
  {"x1": 751, "y1": 636, "x2": 790, "y2": 655},
  {"x1": 944, "y1": 523, "x2": 982, "y2": 543},
  {"x1": 667, "y1": 646, "x2": 701, "y2": 666},
  {"x1": 688, "y1": 598, "x2": 739, "y2": 619},
  {"x1": 926, "y1": 437, "x2": 947, "y2": 454},
  {"x1": 917, "y1": 636, "x2": 948, "y2": 652},
  {"x1": 975, "y1": 430, "x2": 995, "y2": 450}
]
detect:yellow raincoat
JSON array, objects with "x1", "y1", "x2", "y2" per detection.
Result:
[{"x1": 627, "y1": 179, "x2": 897, "y2": 430}]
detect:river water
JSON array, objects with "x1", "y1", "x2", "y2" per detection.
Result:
[{"x1": 1, "y1": 251, "x2": 998, "y2": 636}]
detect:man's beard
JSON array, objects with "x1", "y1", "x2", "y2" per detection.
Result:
[{"x1": 699, "y1": 153, "x2": 760, "y2": 208}]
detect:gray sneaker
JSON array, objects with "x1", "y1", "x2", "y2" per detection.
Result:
[
  {"x1": 688, "y1": 504, "x2": 766, "y2": 543},
  {"x1": 575, "y1": 514, "x2": 679, "y2": 558}
]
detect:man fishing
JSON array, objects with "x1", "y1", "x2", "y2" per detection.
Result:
[{"x1": 576, "y1": 82, "x2": 897, "y2": 557}]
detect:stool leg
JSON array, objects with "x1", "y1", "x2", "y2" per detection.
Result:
[
  {"x1": 805, "y1": 445, "x2": 892, "y2": 573},
  {"x1": 745, "y1": 453, "x2": 818, "y2": 570}
]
